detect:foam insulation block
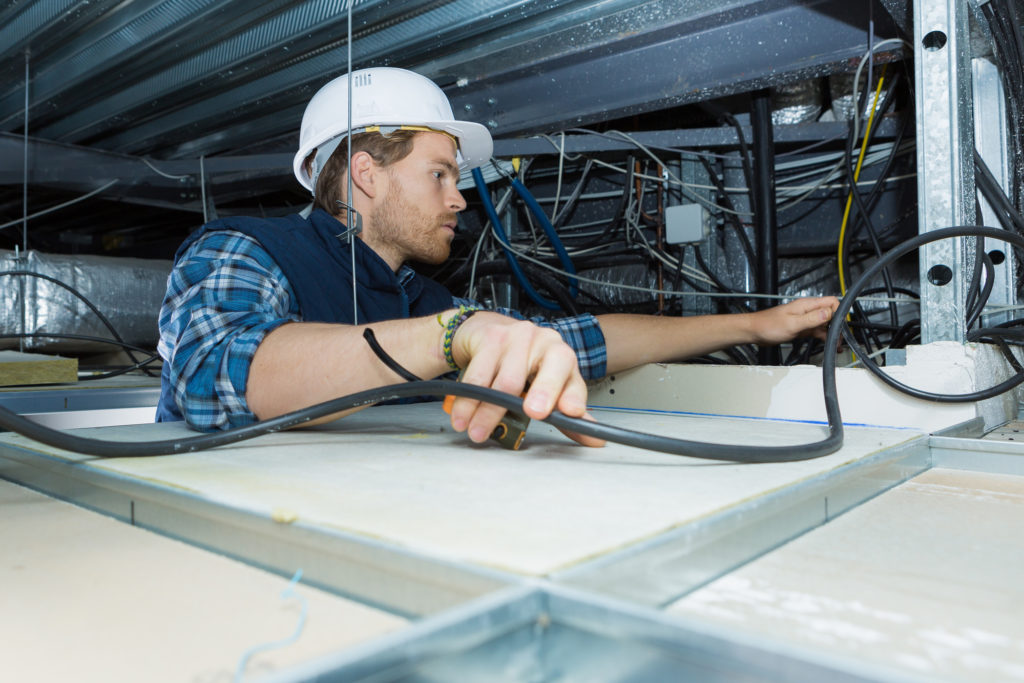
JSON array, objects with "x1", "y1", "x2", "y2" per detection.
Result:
[{"x1": 589, "y1": 341, "x2": 1024, "y2": 433}]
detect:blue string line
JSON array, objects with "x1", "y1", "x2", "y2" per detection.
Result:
[{"x1": 233, "y1": 569, "x2": 309, "y2": 682}]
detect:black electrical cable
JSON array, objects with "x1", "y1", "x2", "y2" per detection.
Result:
[
  {"x1": 964, "y1": 235, "x2": 985, "y2": 327},
  {"x1": 566, "y1": 155, "x2": 634, "y2": 250},
  {"x1": 775, "y1": 132, "x2": 849, "y2": 159},
  {"x1": 551, "y1": 159, "x2": 594, "y2": 229},
  {"x1": 845, "y1": 105, "x2": 912, "y2": 242},
  {"x1": 698, "y1": 155, "x2": 758, "y2": 272},
  {"x1": 668, "y1": 244, "x2": 685, "y2": 315},
  {"x1": 362, "y1": 328, "x2": 422, "y2": 382},
  {"x1": 854, "y1": 285, "x2": 920, "y2": 301},
  {"x1": 966, "y1": 250, "x2": 996, "y2": 331},
  {"x1": 888, "y1": 319, "x2": 921, "y2": 350},
  {"x1": 991, "y1": 334, "x2": 1024, "y2": 374},
  {"x1": 672, "y1": 247, "x2": 734, "y2": 313},
  {"x1": 79, "y1": 358, "x2": 161, "y2": 381},
  {"x1": 522, "y1": 262, "x2": 580, "y2": 316},
  {"x1": 838, "y1": 226, "x2": 1024, "y2": 402},
  {"x1": 841, "y1": 74, "x2": 903, "y2": 332},
  {"x1": 988, "y1": 317, "x2": 1024, "y2": 330},
  {"x1": 778, "y1": 258, "x2": 836, "y2": 288},
  {"x1": 0, "y1": 333, "x2": 161, "y2": 380},
  {"x1": 783, "y1": 338, "x2": 809, "y2": 366},
  {"x1": 849, "y1": 300, "x2": 886, "y2": 354},
  {"x1": 983, "y1": 0, "x2": 1024, "y2": 212},
  {"x1": 976, "y1": 150, "x2": 1024, "y2": 232},
  {"x1": 6, "y1": 227, "x2": 1024, "y2": 464},
  {"x1": 997, "y1": 0, "x2": 1024, "y2": 174},
  {"x1": 444, "y1": 258, "x2": 584, "y2": 316},
  {"x1": 0, "y1": 333, "x2": 154, "y2": 356},
  {"x1": 686, "y1": 355, "x2": 732, "y2": 365},
  {"x1": 692, "y1": 245, "x2": 753, "y2": 312},
  {"x1": 838, "y1": 69, "x2": 906, "y2": 243},
  {"x1": 0, "y1": 375, "x2": 844, "y2": 462},
  {"x1": 0, "y1": 270, "x2": 157, "y2": 377},
  {"x1": 721, "y1": 111, "x2": 758, "y2": 221},
  {"x1": 796, "y1": 338, "x2": 824, "y2": 366}
]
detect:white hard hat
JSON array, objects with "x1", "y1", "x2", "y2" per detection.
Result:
[{"x1": 292, "y1": 67, "x2": 494, "y2": 193}]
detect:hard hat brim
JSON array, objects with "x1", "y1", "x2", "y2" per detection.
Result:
[{"x1": 423, "y1": 120, "x2": 494, "y2": 171}]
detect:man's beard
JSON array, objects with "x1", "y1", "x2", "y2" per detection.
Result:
[{"x1": 371, "y1": 183, "x2": 455, "y2": 266}]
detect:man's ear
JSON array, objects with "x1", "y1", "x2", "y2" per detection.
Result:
[{"x1": 348, "y1": 150, "x2": 379, "y2": 200}]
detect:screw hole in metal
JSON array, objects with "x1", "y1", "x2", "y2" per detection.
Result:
[
  {"x1": 923, "y1": 30, "x2": 947, "y2": 51},
  {"x1": 927, "y1": 264, "x2": 953, "y2": 286}
]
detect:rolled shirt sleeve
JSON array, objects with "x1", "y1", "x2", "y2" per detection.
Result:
[
  {"x1": 451, "y1": 297, "x2": 607, "y2": 380},
  {"x1": 158, "y1": 231, "x2": 299, "y2": 431}
]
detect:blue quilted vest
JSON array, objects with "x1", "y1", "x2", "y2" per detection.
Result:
[{"x1": 156, "y1": 209, "x2": 453, "y2": 422}]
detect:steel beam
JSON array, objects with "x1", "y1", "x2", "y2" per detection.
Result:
[
  {"x1": 447, "y1": 0, "x2": 901, "y2": 138},
  {"x1": 2, "y1": 120, "x2": 907, "y2": 187},
  {"x1": 973, "y1": 57, "x2": 1016, "y2": 327},
  {"x1": 913, "y1": 0, "x2": 976, "y2": 343}
]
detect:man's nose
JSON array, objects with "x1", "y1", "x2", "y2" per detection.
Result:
[{"x1": 449, "y1": 187, "x2": 467, "y2": 212}]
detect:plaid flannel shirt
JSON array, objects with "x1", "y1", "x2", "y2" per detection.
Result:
[{"x1": 158, "y1": 230, "x2": 606, "y2": 430}]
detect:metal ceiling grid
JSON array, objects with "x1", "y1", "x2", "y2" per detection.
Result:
[{"x1": 2, "y1": 0, "x2": 895, "y2": 161}]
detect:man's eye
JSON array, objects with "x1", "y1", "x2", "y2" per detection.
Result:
[{"x1": 432, "y1": 171, "x2": 442, "y2": 179}]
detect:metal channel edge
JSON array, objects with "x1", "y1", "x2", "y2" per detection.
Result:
[
  {"x1": 550, "y1": 434, "x2": 932, "y2": 607},
  {"x1": 0, "y1": 383, "x2": 161, "y2": 414},
  {"x1": 0, "y1": 442, "x2": 515, "y2": 618},
  {"x1": 267, "y1": 580, "x2": 921, "y2": 683},
  {"x1": 542, "y1": 583, "x2": 922, "y2": 683},
  {"x1": 263, "y1": 584, "x2": 545, "y2": 683},
  {"x1": 928, "y1": 435, "x2": 1024, "y2": 475}
]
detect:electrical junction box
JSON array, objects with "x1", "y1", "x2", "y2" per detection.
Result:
[{"x1": 665, "y1": 203, "x2": 710, "y2": 244}]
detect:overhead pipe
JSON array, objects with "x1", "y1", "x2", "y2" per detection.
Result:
[{"x1": 751, "y1": 90, "x2": 781, "y2": 365}]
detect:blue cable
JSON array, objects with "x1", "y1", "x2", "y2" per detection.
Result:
[
  {"x1": 471, "y1": 167, "x2": 560, "y2": 310},
  {"x1": 509, "y1": 177, "x2": 579, "y2": 298}
]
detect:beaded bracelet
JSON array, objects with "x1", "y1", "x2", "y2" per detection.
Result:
[{"x1": 441, "y1": 305, "x2": 481, "y2": 369}]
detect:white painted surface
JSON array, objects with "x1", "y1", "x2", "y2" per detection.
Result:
[
  {"x1": 668, "y1": 468, "x2": 1024, "y2": 681},
  {"x1": 589, "y1": 342, "x2": 1023, "y2": 432},
  {"x1": 0, "y1": 479, "x2": 406, "y2": 683},
  {"x1": 0, "y1": 405, "x2": 920, "y2": 576},
  {"x1": 23, "y1": 406, "x2": 156, "y2": 429}
]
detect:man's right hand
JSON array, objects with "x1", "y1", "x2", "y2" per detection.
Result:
[{"x1": 446, "y1": 311, "x2": 604, "y2": 448}]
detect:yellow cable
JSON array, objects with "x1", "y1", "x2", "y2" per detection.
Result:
[{"x1": 838, "y1": 65, "x2": 888, "y2": 296}]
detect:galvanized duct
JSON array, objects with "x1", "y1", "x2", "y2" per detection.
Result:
[
  {"x1": 771, "y1": 78, "x2": 825, "y2": 125},
  {"x1": 0, "y1": 250, "x2": 171, "y2": 353}
]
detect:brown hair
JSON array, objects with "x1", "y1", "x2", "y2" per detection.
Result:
[{"x1": 308, "y1": 130, "x2": 420, "y2": 215}]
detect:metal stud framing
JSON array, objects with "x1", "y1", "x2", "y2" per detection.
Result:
[{"x1": 913, "y1": 0, "x2": 977, "y2": 343}]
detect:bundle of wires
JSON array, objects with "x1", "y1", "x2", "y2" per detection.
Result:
[
  {"x1": 454, "y1": 118, "x2": 916, "y2": 367},
  {"x1": 981, "y1": 0, "x2": 1024, "y2": 215}
]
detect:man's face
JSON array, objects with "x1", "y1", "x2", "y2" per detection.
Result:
[{"x1": 366, "y1": 131, "x2": 467, "y2": 269}]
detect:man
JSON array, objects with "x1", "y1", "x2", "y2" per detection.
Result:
[{"x1": 157, "y1": 67, "x2": 838, "y2": 447}]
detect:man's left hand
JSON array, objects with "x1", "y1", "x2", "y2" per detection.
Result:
[{"x1": 750, "y1": 296, "x2": 840, "y2": 345}]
